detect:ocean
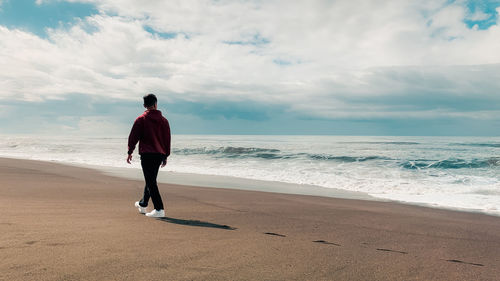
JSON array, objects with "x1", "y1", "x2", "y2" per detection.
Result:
[{"x1": 1, "y1": 134, "x2": 499, "y2": 215}]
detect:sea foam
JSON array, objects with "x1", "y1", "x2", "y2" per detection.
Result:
[{"x1": 1, "y1": 134, "x2": 499, "y2": 215}]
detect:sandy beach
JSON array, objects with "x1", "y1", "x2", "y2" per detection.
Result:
[{"x1": 1, "y1": 157, "x2": 500, "y2": 281}]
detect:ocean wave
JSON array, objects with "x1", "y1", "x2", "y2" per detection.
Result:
[
  {"x1": 308, "y1": 155, "x2": 391, "y2": 162},
  {"x1": 469, "y1": 189, "x2": 500, "y2": 196},
  {"x1": 4, "y1": 142, "x2": 79, "y2": 153},
  {"x1": 340, "y1": 141, "x2": 420, "y2": 145},
  {"x1": 173, "y1": 146, "x2": 390, "y2": 162},
  {"x1": 402, "y1": 158, "x2": 500, "y2": 170},
  {"x1": 174, "y1": 146, "x2": 292, "y2": 160},
  {"x1": 452, "y1": 143, "x2": 500, "y2": 148},
  {"x1": 174, "y1": 147, "x2": 280, "y2": 154}
]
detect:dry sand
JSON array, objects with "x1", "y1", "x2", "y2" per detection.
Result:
[{"x1": 1, "y1": 157, "x2": 500, "y2": 280}]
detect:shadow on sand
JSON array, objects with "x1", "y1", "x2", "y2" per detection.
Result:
[{"x1": 156, "y1": 217, "x2": 237, "y2": 230}]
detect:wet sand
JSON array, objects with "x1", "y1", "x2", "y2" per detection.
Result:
[{"x1": 1, "y1": 157, "x2": 500, "y2": 280}]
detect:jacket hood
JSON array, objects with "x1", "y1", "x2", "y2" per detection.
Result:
[{"x1": 142, "y1": 109, "x2": 163, "y2": 122}]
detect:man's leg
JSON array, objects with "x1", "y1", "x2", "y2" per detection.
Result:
[
  {"x1": 141, "y1": 154, "x2": 164, "y2": 210},
  {"x1": 138, "y1": 184, "x2": 150, "y2": 207}
]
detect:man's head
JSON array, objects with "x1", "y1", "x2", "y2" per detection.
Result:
[{"x1": 143, "y1": 93, "x2": 157, "y2": 109}]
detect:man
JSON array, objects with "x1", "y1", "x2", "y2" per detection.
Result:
[{"x1": 127, "y1": 93, "x2": 171, "y2": 218}]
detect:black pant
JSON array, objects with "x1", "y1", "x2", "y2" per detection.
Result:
[{"x1": 138, "y1": 153, "x2": 164, "y2": 210}]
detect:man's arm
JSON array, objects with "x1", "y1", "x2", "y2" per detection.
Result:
[
  {"x1": 127, "y1": 118, "x2": 142, "y2": 164},
  {"x1": 161, "y1": 119, "x2": 171, "y2": 168}
]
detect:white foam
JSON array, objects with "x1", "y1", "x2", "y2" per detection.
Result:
[{"x1": 1, "y1": 134, "x2": 500, "y2": 215}]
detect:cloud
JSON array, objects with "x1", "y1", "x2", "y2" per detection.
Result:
[
  {"x1": 1, "y1": 0, "x2": 500, "y2": 135},
  {"x1": 468, "y1": 9, "x2": 490, "y2": 21}
]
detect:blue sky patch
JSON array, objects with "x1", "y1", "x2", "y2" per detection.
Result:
[
  {"x1": 143, "y1": 25, "x2": 177, "y2": 39},
  {"x1": 0, "y1": 0, "x2": 98, "y2": 37},
  {"x1": 463, "y1": 0, "x2": 500, "y2": 29}
]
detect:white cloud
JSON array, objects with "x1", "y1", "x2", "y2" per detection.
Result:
[
  {"x1": 467, "y1": 10, "x2": 491, "y2": 21},
  {"x1": 1, "y1": 0, "x2": 500, "y2": 121}
]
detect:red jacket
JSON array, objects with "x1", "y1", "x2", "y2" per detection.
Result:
[{"x1": 128, "y1": 109, "x2": 171, "y2": 159}]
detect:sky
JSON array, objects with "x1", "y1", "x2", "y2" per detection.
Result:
[{"x1": 1, "y1": 0, "x2": 500, "y2": 136}]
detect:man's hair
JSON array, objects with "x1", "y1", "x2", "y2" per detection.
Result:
[{"x1": 143, "y1": 93, "x2": 157, "y2": 108}]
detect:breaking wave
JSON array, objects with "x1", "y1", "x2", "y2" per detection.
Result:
[
  {"x1": 402, "y1": 158, "x2": 500, "y2": 170},
  {"x1": 173, "y1": 146, "x2": 392, "y2": 162}
]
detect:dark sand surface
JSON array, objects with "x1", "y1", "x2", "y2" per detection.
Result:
[{"x1": 1, "y1": 158, "x2": 500, "y2": 280}]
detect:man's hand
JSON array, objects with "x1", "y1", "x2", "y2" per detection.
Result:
[
  {"x1": 161, "y1": 159, "x2": 167, "y2": 168},
  {"x1": 127, "y1": 154, "x2": 133, "y2": 164}
]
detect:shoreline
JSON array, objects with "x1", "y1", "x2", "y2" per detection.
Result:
[
  {"x1": 0, "y1": 156, "x2": 375, "y2": 201},
  {"x1": 98, "y1": 164, "x2": 500, "y2": 217},
  {"x1": 1, "y1": 156, "x2": 497, "y2": 217},
  {"x1": 98, "y1": 164, "x2": 377, "y2": 200},
  {"x1": 2, "y1": 157, "x2": 500, "y2": 280}
]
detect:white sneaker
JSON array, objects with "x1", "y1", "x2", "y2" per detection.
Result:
[
  {"x1": 135, "y1": 201, "x2": 147, "y2": 214},
  {"x1": 145, "y1": 209, "x2": 165, "y2": 218}
]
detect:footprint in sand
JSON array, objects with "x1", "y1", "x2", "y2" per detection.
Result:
[
  {"x1": 264, "y1": 232, "x2": 286, "y2": 237},
  {"x1": 446, "y1": 259, "x2": 484, "y2": 267},
  {"x1": 376, "y1": 248, "x2": 408, "y2": 254},
  {"x1": 313, "y1": 240, "x2": 341, "y2": 246}
]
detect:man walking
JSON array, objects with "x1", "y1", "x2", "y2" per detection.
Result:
[{"x1": 127, "y1": 93, "x2": 171, "y2": 218}]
